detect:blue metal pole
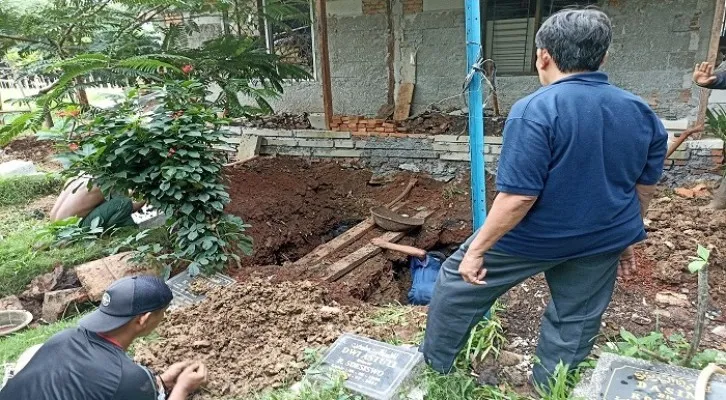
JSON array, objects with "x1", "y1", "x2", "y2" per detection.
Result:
[{"x1": 465, "y1": 0, "x2": 487, "y2": 229}]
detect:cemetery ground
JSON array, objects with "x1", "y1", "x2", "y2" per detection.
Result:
[{"x1": 1, "y1": 138, "x2": 726, "y2": 399}]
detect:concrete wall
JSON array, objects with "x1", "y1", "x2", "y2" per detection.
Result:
[
  {"x1": 263, "y1": 0, "x2": 718, "y2": 121},
  {"x1": 227, "y1": 125, "x2": 724, "y2": 186}
]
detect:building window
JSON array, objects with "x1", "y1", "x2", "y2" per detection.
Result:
[
  {"x1": 483, "y1": 0, "x2": 598, "y2": 75},
  {"x1": 263, "y1": 0, "x2": 316, "y2": 78}
]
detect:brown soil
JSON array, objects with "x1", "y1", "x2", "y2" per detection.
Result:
[
  {"x1": 134, "y1": 280, "x2": 425, "y2": 399},
  {"x1": 1, "y1": 137, "x2": 62, "y2": 171},
  {"x1": 224, "y1": 157, "x2": 482, "y2": 271}
]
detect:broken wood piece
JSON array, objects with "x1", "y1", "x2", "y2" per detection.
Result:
[
  {"x1": 394, "y1": 83, "x2": 415, "y2": 121},
  {"x1": 665, "y1": 124, "x2": 703, "y2": 161},
  {"x1": 323, "y1": 209, "x2": 434, "y2": 282},
  {"x1": 385, "y1": 178, "x2": 418, "y2": 208},
  {"x1": 293, "y1": 202, "x2": 407, "y2": 267}
]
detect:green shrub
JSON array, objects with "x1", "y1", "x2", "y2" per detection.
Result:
[{"x1": 0, "y1": 174, "x2": 63, "y2": 206}]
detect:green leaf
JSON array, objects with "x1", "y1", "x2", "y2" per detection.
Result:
[
  {"x1": 619, "y1": 328, "x2": 638, "y2": 343},
  {"x1": 181, "y1": 203, "x2": 194, "y2": 215},
  {"x1": 697, "y1": 245, "x2": 710, "y2": 262},
  {"x1": 688, "y1": 260, "x2": 707, "y2": 273},
  {"x1": 188, "y1": 231, "x2": 199, "y2": 241}
]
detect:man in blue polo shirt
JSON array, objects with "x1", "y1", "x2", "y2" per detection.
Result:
[{"x1": 422, "y1": 8, "x2": 668, "y2": 389}]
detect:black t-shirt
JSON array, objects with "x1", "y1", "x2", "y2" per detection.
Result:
[{"x1": 0, "y1": 328, "x2": 158, "y2": 400}]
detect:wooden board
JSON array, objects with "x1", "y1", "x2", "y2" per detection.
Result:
[
  {"x1": 293, "y1": 202, "x2": 407, "y2": 267},
  {"x1": 294, "y1": 218, "x2": 376, "y2": 267},
  {"x1": 393, "y1": 83, "x2": 415, "y2": 121},
  {"x1": 323, "y1": 209, "x2": 434, "y2": 282}
]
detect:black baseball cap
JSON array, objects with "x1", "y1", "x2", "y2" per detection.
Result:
[{"x1": 79, "y1": 275, "x2": 173, "y2": 333}]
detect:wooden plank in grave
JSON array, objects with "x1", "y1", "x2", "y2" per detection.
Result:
[{"x1": 323, "y1": 209, "x2": 434, "y2": 282}]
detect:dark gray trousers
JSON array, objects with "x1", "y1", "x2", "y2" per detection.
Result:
[{"x1": 422, "y1": 231, "x2": 621, "y2": 386}]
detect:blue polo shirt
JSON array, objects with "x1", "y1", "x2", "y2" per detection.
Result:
[{"x1": 493, "y1": 72, "x2": 668, "y2": 260}]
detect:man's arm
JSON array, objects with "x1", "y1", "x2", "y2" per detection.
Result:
[
  {"x1": 371, "y1": 238, "x2": 427, "y2": 260},
  {"x1": 636, "y1": 184, "x2": 656, "y2": 219},
  {"x1": 458, "y1": 193, "x2": 537, "y2": 284},
  {"x1": 457, "y1": 116, "x2": 551, "y2": 284},
  {"x1": 693, "y1": 62, "x2": 726, "y2": 90},
  {"x1": 464, "y1": 193, "x2": 537, "y2": 258}
]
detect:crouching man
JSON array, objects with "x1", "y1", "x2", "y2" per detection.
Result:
[
  {"x1": 50, "y1": 175, "x2": 145, "y2": 229},
  {"x1": 0, "y1": 276, "x2": 207, "y2": 400}
]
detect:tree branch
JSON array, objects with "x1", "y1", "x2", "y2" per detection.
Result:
[{"x1": 0, "y1": 34, "x2": 43, "y2": 44}]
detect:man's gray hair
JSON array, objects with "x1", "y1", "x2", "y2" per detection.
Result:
[{"x1": 534, "y1": 8, "x2": 612, "y2": 73}]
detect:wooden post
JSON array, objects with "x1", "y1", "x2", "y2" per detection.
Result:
[
  {"x1": 696, "y1": 0, "x2": 726, "y2": 136},
  {"x1": 315, "y1": 0, "x2": 333, "y2": 129}
]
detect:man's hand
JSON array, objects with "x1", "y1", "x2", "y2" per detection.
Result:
[
  {"x1": 694, "y1": 62, "x2": 718, "y2": 87},
  {"x1": 618, "y1": 246, "x2": 636, "y2": 279},
  {"x1": 160, "y1": 360, "x2": 193, "y2": 389},
  {"x1": 175, "y1": 362, "x2": 208, "y2": 394},
  {"x1": 459, "y1": 252, "x2": 487, "y2": 285}
]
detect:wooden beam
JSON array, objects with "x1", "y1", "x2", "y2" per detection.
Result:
[
  {"x1": 323, "y1": 210, "x2": 434, "y2": 282},
  {"x1": 315, "y1": 0, "x2": 333, "y2": 129},
  {"x1": 393, "y1": 83, "x2": 415, "y2": 121},
  {"x1": 696, "y1": 0, "x2": 726, "y2": 134},
  {"x1": 293, "y1": 203, "x2": 406, "y2": 267}
]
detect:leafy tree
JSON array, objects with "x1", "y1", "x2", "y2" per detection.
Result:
[
  {"x1": 56, "y1": 79, "x2": 253, "y2": 274},
  {"x1": 0, "y1": 0, "x2": 312, "y2": 145}
]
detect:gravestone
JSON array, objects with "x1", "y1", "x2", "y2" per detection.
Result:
[
  {"x1": 573, "y1": 353, "x2": 726, "y2": 399},
  {"x1": 313, "y1": 333, "x2": 423, "y2": 400},
  {"x1": 166, "y1": 270, "x2": 235, "y2": 310}
]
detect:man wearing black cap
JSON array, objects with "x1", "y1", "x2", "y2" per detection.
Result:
[{"x1": 0, "y1": 275, "x2": 207, "y2": 400}]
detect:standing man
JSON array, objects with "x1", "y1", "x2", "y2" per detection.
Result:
[
  {"x1": 0, "y1": 276, "x2": 207, "y2": 400},
  {"x1": 423, "y1": 8, "x2": 668, "y2": 389}
]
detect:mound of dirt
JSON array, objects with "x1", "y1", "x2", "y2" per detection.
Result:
[
  {"x1": 134, "y1": 280, "x2": 391, "y2": 399},
  {"x1": 1, "y1": 137, "x2": 61, "y2": 171},
  {"x1": 643, "y1": 194, "x2": 726, "y2": 298}
]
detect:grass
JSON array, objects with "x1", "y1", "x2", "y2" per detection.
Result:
[
  {"x1": 0, "y1": 203, "x2": 148, "y2": 297},
  {"x1": 0, "y1": 317, "x2": 79, "y2": 375},
  {"x1": 0, "y1": 225, "x2": 117, "y2": 297},
  {"x1": 0, "y1": 174, "x2": 63, "y2": 207}
]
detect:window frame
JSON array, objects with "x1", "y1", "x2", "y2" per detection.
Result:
[{"x1": 482, "y1": 0, "x2": 596, "y2": 76}]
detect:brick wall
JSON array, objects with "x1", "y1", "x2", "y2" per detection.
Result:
[
  {"x1": 362, "y1": 0, "x2": 386, "y2": 15},
  {"x1": 402, "y1": 0, "x2": 423, "y2": 14}
]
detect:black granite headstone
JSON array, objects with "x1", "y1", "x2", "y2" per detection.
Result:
[
  {"x1": 602, "y1": 360, "x2": 726, "y2": 400},
  {"x1": 315, "y1": 333, "x2": 423, "y2": 399}
]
